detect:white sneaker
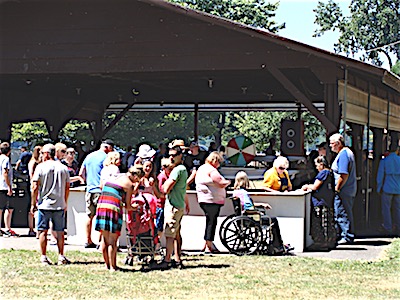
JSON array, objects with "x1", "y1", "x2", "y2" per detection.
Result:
[
  {"x1": 57, "y1": 256, "x2": 71, "y2": 265},
  {"x1": 41, "y1": 256, "x2": 53, "y2": 266}
]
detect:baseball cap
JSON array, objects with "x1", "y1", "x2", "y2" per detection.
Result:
[
  {"x1": 169, "y1": 139, "x2": 189, "y2": 149},
  {"x1": 102, "y1": 139, "x2": 115, "y2": 147}
]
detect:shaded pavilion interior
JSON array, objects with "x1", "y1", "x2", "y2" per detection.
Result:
[{"x1": 1, "y1": 0, "x2": 400, "y2": 234}]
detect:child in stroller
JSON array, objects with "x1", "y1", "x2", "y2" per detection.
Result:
[
  {"x1": 232, "y1": 171, "x2": 294, "y2": 255},
  {"x1": 125, "y1": 192, "x2": 159, "y2": 267}
]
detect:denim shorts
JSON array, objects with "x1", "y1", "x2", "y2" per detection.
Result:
[
  {"x1": 155, "y1": 207, "x2": 164, "y2": 233},
  {"x1": 37, "y1": 209, "x2": 65, "y2": 231}
]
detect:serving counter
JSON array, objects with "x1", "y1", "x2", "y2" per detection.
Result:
[{"x1": 66, "y1": 187, "x2": 312, "y2": 252}]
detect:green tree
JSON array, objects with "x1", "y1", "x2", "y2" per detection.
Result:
[
  {"x1": 11, "y1": 120, "x2": 91, "y2": 148},
  {"x1": 313, "y1": 0, "x2": 400, "y2": 68},
  {"x1": 222, "y1": 111, "x2": 323, "y2": 153},
  {"x1": 169, "y1": 0, "x2": 285, "y2": 33},
  {"x1": 105, "y1": 111, "x2": 220, "y2": 149},
  {"x1": 392, "y1": 60, "x2": 400, "y2": 76},
  {"x1": 11, "y1": 122, "x2": 50, "y2": 147}
]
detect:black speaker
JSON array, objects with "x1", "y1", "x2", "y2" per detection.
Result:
[{"x1": 281, "y1": 120, "x2": 304, "y2": 156}]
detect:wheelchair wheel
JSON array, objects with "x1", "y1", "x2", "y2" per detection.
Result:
[
  {"x1": 221, "y1": 216, "x2": 263, "y2": 256},
  {"x1": 219, "y1": 214, "x2": 237, "y2": 249}
]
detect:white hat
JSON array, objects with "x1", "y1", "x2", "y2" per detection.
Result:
[{"x1": 137, "y1": 144, "x2": 156, "y2": 159}]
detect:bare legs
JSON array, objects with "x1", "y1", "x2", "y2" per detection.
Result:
[
  {"x1": 39, "y1": 230, "x2": 48, "y2": 256},
  {"x1": 100, "y1": 231, "x2": 119, "y2": 271},
  {"x1": 165, "y1": 232, "x2": 182, "y2": 263},
  {"x1": 86, "y1": 216, "x2": 94, "y2": 245},
  {"x1": 4, "y1": 208, "x2": 13, "y2": 230},
  {"x1": 28, "y1": 211, "x2": 35, "y2": 233}
]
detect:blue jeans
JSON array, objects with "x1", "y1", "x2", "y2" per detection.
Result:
[
  {"x1": 334, "y1": 193, "x2": 355, "y2": 241},
  {"x1": 381, "y1": 192, "x2": 400, "y2": 232}
]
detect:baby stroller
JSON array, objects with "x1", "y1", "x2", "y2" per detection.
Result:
[{"x1": 124, "y1": 192, "x2": 160, "y2": 269}]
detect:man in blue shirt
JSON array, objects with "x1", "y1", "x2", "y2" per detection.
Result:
[
  {"x1": 79, "y1": 139, "x2": 114, "y2": 248},
  {"x1": 376, "y1": 141, "x2": 400, "y2": 236},
  {"x1": 15, "y1": 146, "x2": 32, "y2": 174},
  {"x1": 329, "y1": 133, "x2": 357, "y2": 245}
]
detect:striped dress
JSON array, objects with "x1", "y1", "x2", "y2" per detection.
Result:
[{"x1": 95, "y1": 182, "x2": 125, "y2": 235}]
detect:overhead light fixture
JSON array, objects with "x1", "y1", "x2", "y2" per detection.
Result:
[
  {"x1": 132, "y1": 88, "x2": 140, "y2": 95},
  {"x1": 208, "y1": 79, "x2": 213, "y2": 88}
]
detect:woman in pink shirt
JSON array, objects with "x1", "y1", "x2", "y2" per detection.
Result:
[{"x1": 195, "y1": 151, "x2": 231, "y2": 253}]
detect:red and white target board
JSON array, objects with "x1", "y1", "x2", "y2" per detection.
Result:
[{"x1": 226, "y1": 136, "x2": 256, "y2": 166}]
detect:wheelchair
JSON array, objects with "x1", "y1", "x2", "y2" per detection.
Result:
[{"x1": 219, "y1": 197, "x2": 283, "y2": 256}]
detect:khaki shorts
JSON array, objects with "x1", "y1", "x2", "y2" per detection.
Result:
[
  {"x1": 85, "y1": 192, "x2": 101, "y2": 217},
  {"x1": 164, "y1": 202, "x2": 184, "y2": 238}
]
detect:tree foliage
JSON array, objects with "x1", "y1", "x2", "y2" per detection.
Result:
[
  {"x1": 222, "y1": 111, "x2": 324, "y2": 153},
  {"x1": 105, "y1": 111, "x2": 220, "y2": 149},
  {"x1": 11, "y1": 122, "x2": 50, "y2": 147},
  {"x1": 313, "y1": 0, "x2": 400, "y2": 68},
  {"x1": 168, "y1": 0, "x2": 285, "y2": 33}
]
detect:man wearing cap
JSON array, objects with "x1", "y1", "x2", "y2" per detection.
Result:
[
  {"x1": 185, "y1": 141, "x2": 207, "y2": 190},
  {"x1": 79, "y1": 139, "x2": 114, "y2": 248},
  {"x1": 160, "y1": 145, "x2": 189, "y2": 269}
]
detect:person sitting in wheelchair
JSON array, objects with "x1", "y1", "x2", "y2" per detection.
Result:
[{"x1": 232, "y1": 171, "x2": 293, "y2": 254}]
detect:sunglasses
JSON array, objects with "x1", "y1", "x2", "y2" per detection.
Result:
[
  {"x1": 169, "y1": 153, "x2": 180, "y2": 157},
  {"x1": 60, "y1": 149, "x2": 66, "y2": 153},
  {"x1": 66, "y1": 151, "x2": 75, "y2": 155},
  {"x1": 278, "y1": 167, "x2": 286, "y2": 170}
]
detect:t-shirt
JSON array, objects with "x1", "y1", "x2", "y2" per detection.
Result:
[
  {"x1": 18, "y1": 151, "x2": 32, "y2": 173},
  {"x1": 61, "y1": 159, "x2": 79, "y2": 187},
  {"x1": 32, "y1": 160, "x2": 70, "y2": 210},
  {"x1": 311, "y1": 169, "x2": 334, "y2": 207},
  {"x1": 262, "y1": 167, "x2": 292, "y2": 192},
  {"x1": 184, "y1": 151, "x2": 207, "y2": 171},
  {"x1": 331, "y1": 147, "x2": 357, "y2": 197},
  {"x1": 0, "y1": 155, "x2": 13, "y2": 191},
  {"x1": 166, "y1": 164, "x2": 188, "y2": 209},
  {"x1": 195, "y1": 163, "x2": 226, "y2": 205},
  {"x1": 82, "y1": 150, "x2": 107, "y2": 193},
  {"x1": 233, "y1": 188, "x2": 254, "y2": 210}
]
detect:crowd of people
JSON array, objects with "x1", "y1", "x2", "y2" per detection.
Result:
[{"x1": 1, "y1": 132, "x2": 399, "y2": 269}]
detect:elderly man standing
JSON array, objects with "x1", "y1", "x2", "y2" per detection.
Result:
[
  {"x1": 329, "y1": 133, "x2": 357, "y2": 245},
  {"x1": 376, "y1": 141, "x2": 400, "y2": 236},
  {"x1": 30, "y1": 143, "x2": 70, "y2": 265}
]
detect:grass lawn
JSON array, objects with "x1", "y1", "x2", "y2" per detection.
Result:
[{"x1": 1, "y1": 239, "x2": 400, "y2": 299}]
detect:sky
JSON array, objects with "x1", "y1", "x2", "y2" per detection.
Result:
[{"x1": 273, "y1": 0, "x2": 393, "y2": 70}]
